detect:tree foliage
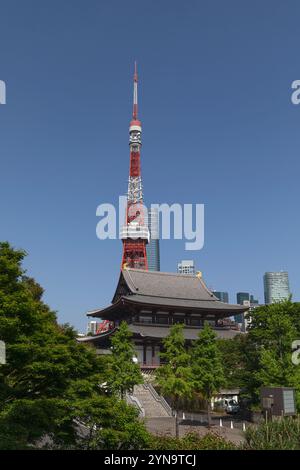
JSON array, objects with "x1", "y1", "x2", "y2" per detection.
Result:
[
  {"x1": 219, "y1": 301, "x2": 300, "y2": 408},
  {"x1": 192, "y1": 323, "x2": 225, "y2": 425},
  {"x1": 107, "y1": 321, "x2": 143, "y2": 399},
  {"x1": 156, "y1": 323, "x2": 193, "y2": 404},
  {"x1": 0, "y1": 242, "x2": 147, "y2": 449},
  {"x1": 156, "y1": 323, "x2": 193, "y2": 437},
  {"x1": 149, "y1": 431, "x2": 236, "y2": 450}
]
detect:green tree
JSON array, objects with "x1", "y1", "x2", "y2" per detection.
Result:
[
  {"x1": 0, "y1": 242, "x2": 147, "y2": 449},
  {"x1": 156, "y1": 323, "x2": 193, "y2": 437},
  {"x1": 218, "y1": 301, "x2": 300, "y2": 409},
  {"x1": 218, "y1": 334, "x2": 260, "y2": 401},
  {"x1": 247, "y1": 301, "x2": 300, "y2": 407},
  {"x1": 107, "y1": 321, "x2": 143, "y2": 399},
  {"x1": 71, "y1": 396, "x2": 150, "y2": 450},
  {"x1": 192, "y1": 323, "x2": 225, "y2": 426}
]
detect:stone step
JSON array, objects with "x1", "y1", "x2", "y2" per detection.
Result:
[{"x1": 132, "y1": 385, "x2": 171, "y2": 418}]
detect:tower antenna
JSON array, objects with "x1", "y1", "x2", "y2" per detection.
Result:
[{"x1": 133, "y1": 61, "x2": 138, "y2": 120}]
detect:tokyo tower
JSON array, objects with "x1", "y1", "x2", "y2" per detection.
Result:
[{"x1": 120, "y1": 63, "x2": 149, "y2": 269}]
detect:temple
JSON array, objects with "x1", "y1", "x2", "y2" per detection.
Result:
[{"x1": 79, "y1": 268, "x2": 248, "y2": 367}]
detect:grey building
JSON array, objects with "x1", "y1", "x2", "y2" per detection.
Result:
[
  {"x1": 250, "y1": 294, "x2": 259, "y2": 305},
  {"x1": 213, "y1": 291, "x2": 229, "y2": 303},
  {"x1": 264, "y1": 271, "x2": 290, "y2": 304},
  {"x1": 235, "y1": 292, "x2": 250, "y2": 324},
  {"x1": 237, "y1": 292, "x2": 250, "y2": 305},
  {"x1": 146, "y1": 208, "x2": 160, "y2": 271},
  {"x1": 177, "y1": 260, "x2": 195, "y2": 275}
]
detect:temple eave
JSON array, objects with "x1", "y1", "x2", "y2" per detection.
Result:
[
  {"x1": 87, "y1": 295, "x2": 248, "y2": 319},
  {"x1": 79, "y1": 323, "x2": 243, "y2": 346}
]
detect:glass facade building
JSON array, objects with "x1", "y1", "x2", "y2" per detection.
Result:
[
  {"x1": 213, "y1": 291, "x2": 229, "y2": 303},
  {"x1": 146, "y1": 209, "x2": 160, "y2": 271},
  {"x1": 235, "y1": 292, "x2": 250, "y2": 323},
  {"x1": 237, "y1": 292, "x2": 250, "y2": 305},
  {"x1": 264, "y1": 271, "x2": 290, "y2": 304}
]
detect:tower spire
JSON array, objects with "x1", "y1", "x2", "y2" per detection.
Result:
[
  {"x1": 120, "y1": 63, "x2": 149, "y2": 270},
  {"x1": 133, "y1": 61, "x2": 138, "y2": 120}
]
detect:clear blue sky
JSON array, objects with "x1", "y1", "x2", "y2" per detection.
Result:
[{"x1": 1, "y1": 0, "x2": 299, "y2": 332}]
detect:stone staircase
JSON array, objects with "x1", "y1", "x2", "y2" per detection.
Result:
[{"x1": 130, "y1": 384, "x2": 172, "y2": 418}]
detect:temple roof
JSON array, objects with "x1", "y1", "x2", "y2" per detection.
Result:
[
  {"x1": 128, "y1": 323, "x2": 241, "y2": 340},
  {"x1": 87, "y1": 269, "x2": 248, "y2": 317},
  {"x1": 78, "y1": 323, "x2": 242, "y2": 344},
  {"x1": 117, "y1": 269, "x2": 219, "y2": 302}
]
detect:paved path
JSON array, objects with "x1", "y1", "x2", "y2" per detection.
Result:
[{"x1": 145, "y1": 417, "x2": 245, "y2": 446}]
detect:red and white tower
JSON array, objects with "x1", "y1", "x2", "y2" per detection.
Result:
[{"x1": 120, "y1": 63, "x2": 149, "y2": 269}]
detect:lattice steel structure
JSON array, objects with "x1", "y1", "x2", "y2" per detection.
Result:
[{"x1": 120, "y1": 63, "x2": 149, "y2": 269}]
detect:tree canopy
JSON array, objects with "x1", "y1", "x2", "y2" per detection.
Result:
[
  {"x1": 192, "y1": 323, "x2": 225, "y2": 425},
  {"x1": 0, "y1": 242, "x2": 148, "y2": 449},
  {"x1": 107, "y1": 321, "x2": 143, "y2": 399},
  {"x1": 219, "y1": 300, "x2": 300, "y2": 408},
  {"x1": 156, "y1": 323, "x2": 193, "y2": 437}
]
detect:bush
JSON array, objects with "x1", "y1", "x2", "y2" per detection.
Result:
[
  {"x1": 149, "y1": 431, "x2": 237, "y2": 450},
  {"x1": 244, "y1": 417, "x2": 300, "y2": 450}
]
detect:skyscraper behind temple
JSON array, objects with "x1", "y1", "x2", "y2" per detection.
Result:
[
  {"x1": 146, "y1": 208, "x2": 160, "y2": 271},
  {"x1": 264, "y1": 271, "x2": 290, "y2": 304},
  {"x1": 213, "y1": 291, "x2": 229, "y2": 303},
  {"x1": 237, "y1": 292, "x2": 250, "y2": 305}
]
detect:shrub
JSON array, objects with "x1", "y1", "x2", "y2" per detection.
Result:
[
  {"x1": 149, "y1": 431, "x2": 237, "y2": 450},
  {"x1": 244, "y1": 417, "x2": 300, "y2": 450}
]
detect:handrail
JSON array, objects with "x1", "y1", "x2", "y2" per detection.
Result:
[
  {"x1": 143, "y1": 383, "x2": 173, "y2": 416},
  {"x1": 126, "y1": 393, "x2": 145, "y2": 418}
]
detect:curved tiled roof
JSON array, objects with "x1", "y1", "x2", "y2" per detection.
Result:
[
  {"x1": 78, "y1": 324, "x2": 242, "y2": 343},
  {"x1": 128, "y1": 323, "x2": 242, "y2": 340},
  {"x1": 124, "y1": 294, "x2": 246, "y2": 312},
  {"x1": 121, "y1": 268, "x2": 219, "y2": 302},
  {"x1": 87, "y1": 269, "x2": 249, "y2": 317}
]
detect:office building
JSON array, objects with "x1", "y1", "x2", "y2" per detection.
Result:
[
  {"x1": 264, "y1": 271, "x2": 290, "y2": 304},
  {"x1": 235, "y1": 293, "x2": 250, "y2": 324},
  {"x1": 146, "y1": 208, "x2": 160, "y2": 271},
  {"x1": 213, "y1": 291, "x2": 229, "y2": 303}
]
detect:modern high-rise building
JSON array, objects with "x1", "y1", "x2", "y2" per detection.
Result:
[
  {"x1": 213, "y1": 291, "x2": 229, "y2": 303},
  {"x1": 250, "y1": 294, "x2": 259, "y2": 305},
  {"x1": 235, "y1": 293, "x2": 250, "y2": 323},
  {"x1": 237, "y1": 292, "x2": 250, "y2": 305},
  {"x1": 177, "y1": 260, "x2": 195, "y2": 275},
  {"x1": 146, "y1": 208, "x2": 160, "y2": 271},
  {"x1": 263, "y1": 271, "x2": 290, "y2": 304}
]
